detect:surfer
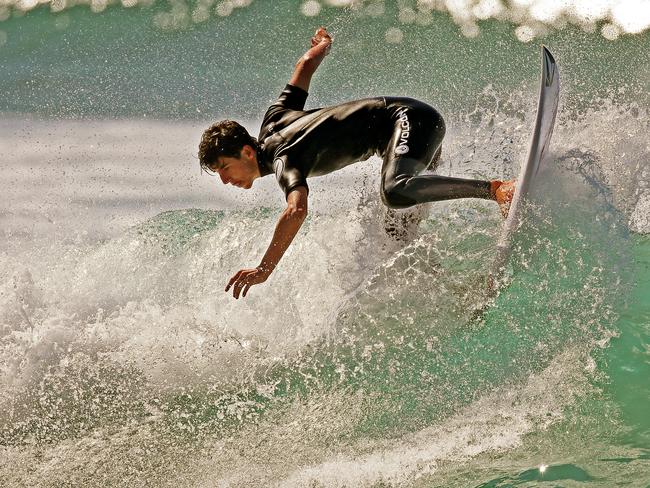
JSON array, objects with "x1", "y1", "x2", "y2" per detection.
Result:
[{"x1": 198, "y1": 27, "x2": 515, "y2": 299}]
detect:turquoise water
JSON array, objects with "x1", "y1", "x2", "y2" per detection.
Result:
[{"x1": 1, "y1": 1, "x2": 649, "y2": 486}]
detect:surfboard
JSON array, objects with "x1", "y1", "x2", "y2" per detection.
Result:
[{"x1": 489, "y1": 46, "x2": 560, "y2": 291}]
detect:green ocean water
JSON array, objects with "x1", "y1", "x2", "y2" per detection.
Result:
[{"x1": 1, "y1": 1, "x2": 649, "y2": 486}]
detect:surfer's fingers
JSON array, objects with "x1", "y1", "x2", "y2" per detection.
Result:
[
  {"x1": 234, "y1": 271, "x2": 257, "y2": 298},
  {"x1": 233, "y1": 279, "x2": 245, "y2": 299},
  {"x1": 312, "y1": 27, "x2": 332, "y2": 46},
  {"x1": 225, "y1": 277, "x2": 235, "y2": 292},
  {"x1": 242, "y1": 284, "x2": 251, "y2": 298},
  {"x1": 226, "y1": 270, "x2": 244, "y2": 292}
]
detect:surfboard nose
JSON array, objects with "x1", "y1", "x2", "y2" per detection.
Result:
[{"x1": 542, "y1": 46, "x2": 557, "y2": 87}]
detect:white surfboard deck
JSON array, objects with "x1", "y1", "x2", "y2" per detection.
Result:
[{"x1": 489, "y1": 46, "x2": 560, "y2": 291}]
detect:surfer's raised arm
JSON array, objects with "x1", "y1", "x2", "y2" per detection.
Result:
[{"x1": 289, "y1": 27, "x2": 332, "y2": 92}]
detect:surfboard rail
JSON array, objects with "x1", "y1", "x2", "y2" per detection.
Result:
[{"x1": 489, "y1": 46, "x2": 560, "y2": 291}]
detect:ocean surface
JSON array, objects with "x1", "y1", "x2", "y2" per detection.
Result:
[{"x1": 1, "y1": 1, "x2": 649, "y2": 486}]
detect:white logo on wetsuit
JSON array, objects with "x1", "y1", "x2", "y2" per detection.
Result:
[{"x1": 395, "y1": 107, "x2": 410, "y2": 155}]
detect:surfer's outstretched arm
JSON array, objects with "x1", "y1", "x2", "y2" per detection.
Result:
[
  {"x1": 289, "y1": 27, "x2": 332, "y2": 92},
  {"x1": 226, "y1": 187, "x2": 308, "y2": 299}
]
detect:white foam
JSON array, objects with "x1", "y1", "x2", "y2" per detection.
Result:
[{"x1": 0, "y1": 117, "x2": 397, "y2": 397}]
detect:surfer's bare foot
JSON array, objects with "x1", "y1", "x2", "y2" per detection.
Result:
[{"x1": 490, "y1": 179, "x2": 516, "y2": 218}]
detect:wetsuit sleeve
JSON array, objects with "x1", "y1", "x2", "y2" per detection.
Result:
[
  {"x1": 260, "y1": 84, "x2": 309, "y2": 131},
  {"x1": 274, "y1": 84, "x2": 309, "y2": 111},
  {"x1": 273, "y1": 155, "x2": 309, "y2": 199}
]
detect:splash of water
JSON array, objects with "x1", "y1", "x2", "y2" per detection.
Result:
[{"x1": 2, "y1": 0, "x2": 650, "y2": 40}]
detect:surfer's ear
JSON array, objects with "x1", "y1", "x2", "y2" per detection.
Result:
[{"x1": 240, "y1": 144, "x2": 257, "y2": 161}]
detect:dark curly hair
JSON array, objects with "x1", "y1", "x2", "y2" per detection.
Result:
[{"x1": 198, "y1": 120, "x2": 258, "y2": 172}]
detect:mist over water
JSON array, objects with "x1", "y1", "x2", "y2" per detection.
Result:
[
  {"x1": 3, "y1": 0, "x2": 650, "y2": 39},
  {"x1": 1, "y1": 1, "x2": 649, "y2": 487},
  {"x1": 1, "y1": 1, "x2": 650, "y2": 118}
]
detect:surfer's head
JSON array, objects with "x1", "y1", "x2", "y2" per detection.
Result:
[{"x1": 199, "y1": 120, "x2": 260, "y2": 189}]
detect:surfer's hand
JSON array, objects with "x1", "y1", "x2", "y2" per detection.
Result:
[
  {"x1": 491, "y1": 179, "x2": 516, "y2": 218},
  {"x1": 226, "y1": 267, "x2": 269, "y2": 299},
  {"x1": 311, "y1": 27, "x2": 332, "y2": 54}
]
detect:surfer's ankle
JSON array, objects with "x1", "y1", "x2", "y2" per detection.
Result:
[{"x1": 489, "y1": 180, "x2": 502, "y2": 201}]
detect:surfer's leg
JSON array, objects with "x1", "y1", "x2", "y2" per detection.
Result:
[{"x1": 380, "y1": 100, "x2": 493, "y2": 209}]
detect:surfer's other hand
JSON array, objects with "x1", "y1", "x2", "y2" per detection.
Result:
[
  {"x1": 311, "y1": 27, "x2": 332, "y2": 53},
  {"x1": 491, "y1": 179, "x2": 516, "y2": 218},
  {"x1": 225, "y1": 267, "x2": 269, "y2": 299}
]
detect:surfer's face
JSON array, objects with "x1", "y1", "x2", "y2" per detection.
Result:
[{"x1": 213, "y1": 145, "x2": 260, "y2": 189}]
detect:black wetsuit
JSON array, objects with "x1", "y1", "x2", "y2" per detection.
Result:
[{"x1": 257, "y1": 84, "x2": 492, "y2": 208}]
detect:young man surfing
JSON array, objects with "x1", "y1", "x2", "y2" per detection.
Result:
[{"x1": 198, "y1": 27, "x2": 515, "y2": 299}]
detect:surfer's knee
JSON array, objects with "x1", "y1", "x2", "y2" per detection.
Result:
[{"x1": 381, "y1": 179, "x2": 416, "y2": 209}]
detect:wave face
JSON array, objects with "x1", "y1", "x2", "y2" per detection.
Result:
[{"x1": 1, "y1": 2, "x2": 649, "y2": 487}]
